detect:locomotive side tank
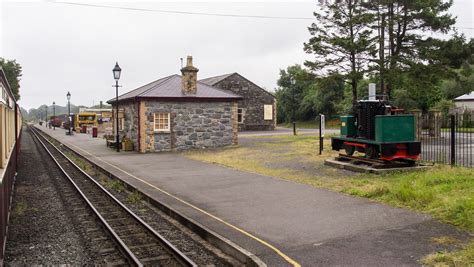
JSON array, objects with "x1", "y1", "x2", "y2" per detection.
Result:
[{"x1": 331, "y1": 100, "x2": 421, "y2": 160}]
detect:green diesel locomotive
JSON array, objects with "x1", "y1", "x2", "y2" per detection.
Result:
[{"x1": 331, "y1": 100, "x2": 421, "y2": 161}]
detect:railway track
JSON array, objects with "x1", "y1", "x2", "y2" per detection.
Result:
[
  {"x1": 29, "y1": 126, "x2": 197, "y2": 267},
  {"x1": 336, "y1": 154, "x2": 416, "y2": 168}
]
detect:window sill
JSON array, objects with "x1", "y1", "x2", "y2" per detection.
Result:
[{"x1": 154, "y1": 130, "x2": 171, "y2": 133}]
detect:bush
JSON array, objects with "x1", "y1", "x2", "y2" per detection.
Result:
[{"x1": 462, "y1": 110, "x2": 473, "y2": 128}]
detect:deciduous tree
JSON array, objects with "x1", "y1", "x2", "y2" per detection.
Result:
[
  {"x1": 0, "y1": 58, "x2": 22, "y2": 100},
  {"x1": 275, "y1": 65, "x2": 316, "y2": 123}
]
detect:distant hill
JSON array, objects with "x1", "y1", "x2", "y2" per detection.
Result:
[{"x1": 23, "y1": 102, "x2": 110, "y2": 121}]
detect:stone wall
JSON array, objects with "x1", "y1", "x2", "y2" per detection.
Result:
[
  {"x1": 139, "y1": 100, "x2": 238, "y2": 152},
  {"x1": 119, "y1": 102, "x2": 139, "y2": 148},
  {"x1": 213, "y1": 73, "x2": 276, "y2": 131}
]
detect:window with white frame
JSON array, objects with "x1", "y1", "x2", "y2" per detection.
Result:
[
  {"x1": 237, "y1": 108, "x2": 244, "y2": 124},
  {"x1": 264, "y1": 105, "x2": 273, "y2": 120},
  {"x1": 154, "y1": 113, "x2": 170, "y2": 132},
  {"x1": 118, "y1": 117, "x2": 125, "y2": 131}
]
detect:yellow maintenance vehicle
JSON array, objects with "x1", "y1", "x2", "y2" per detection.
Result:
[{"x1": 74, "y1": 112, "x2": 98, "y2": 132}]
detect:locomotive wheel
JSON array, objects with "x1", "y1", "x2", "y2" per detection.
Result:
[
  {"x1": 365, "y1": 146, "x2": 378, "y2": 159},
  {"x1": 344, "y1": 145, "x2": 355, "y2": 156}
]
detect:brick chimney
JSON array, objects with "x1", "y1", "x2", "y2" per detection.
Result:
[{"x1": 181, "y1": 56, "x2": 199, "y2": 95}]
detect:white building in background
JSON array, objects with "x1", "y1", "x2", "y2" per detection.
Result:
[{"x1": 454, "y1": 92, "x2": 474, "y2": 110}]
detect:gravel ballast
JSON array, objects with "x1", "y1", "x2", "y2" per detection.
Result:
[{"x1": 5, "y1": 128, "x2": 95, "y2": 265}]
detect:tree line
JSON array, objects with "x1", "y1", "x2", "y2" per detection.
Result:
[
  {"x1": 276, "y1": 0, "x2": 474, "y2": 123},
  {"x1": 24, "y1": 102, "x2": 112, "y2": 122}
]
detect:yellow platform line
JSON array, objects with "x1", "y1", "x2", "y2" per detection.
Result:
[{"x1": 64, "y1": 140, "x2": 301, "y2": 267}]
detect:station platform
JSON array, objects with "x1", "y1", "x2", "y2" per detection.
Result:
[{"x1": 35, "y1": 125, "x2": 465, "y2": 266}]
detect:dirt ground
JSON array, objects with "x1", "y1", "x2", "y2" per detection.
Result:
[{"x1": 238, "y1": 135, "x2": 356, "y2": 178}]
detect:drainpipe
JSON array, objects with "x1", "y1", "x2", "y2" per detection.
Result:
[{"x1": 137, "y1": 98, "x2": 140, "y2": 152}]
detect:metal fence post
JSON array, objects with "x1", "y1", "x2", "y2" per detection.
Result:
[
  {"x1": 450, "y1": 114, "x2": 456, "y2": 166},
  {"x1": 319, "y1": 114, "x2": 325, "y2": 155}
]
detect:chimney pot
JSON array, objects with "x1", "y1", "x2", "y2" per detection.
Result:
[{"x1": 186, "y1": 56, "x2": 193, "y2": 67}]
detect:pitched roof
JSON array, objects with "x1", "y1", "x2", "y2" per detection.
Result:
[
  {"x1": 454, "y1": 91, "x2": 474, "y2": 101},
  {"x1": 200, "y1": 72, "x2": 276, "y2": 98},
  {"x1": 108, "y1": 74, "x2": 241, "y2": 104},
  {"x1": 199, "y1": 73, "x2": 235, "y2": 86}
]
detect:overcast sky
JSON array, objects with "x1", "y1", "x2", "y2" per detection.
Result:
[{"x1": 1, "y1": 0, "x2": 473, "y2": 110}]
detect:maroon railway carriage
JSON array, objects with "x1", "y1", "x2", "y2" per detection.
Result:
[{"x1": 0, "y1": 68, "x2": 22, "y2": 264}]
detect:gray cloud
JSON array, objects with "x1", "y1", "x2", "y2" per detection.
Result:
[{"x1": 1, "y1": 1, "x2": 472, "y2": 109}]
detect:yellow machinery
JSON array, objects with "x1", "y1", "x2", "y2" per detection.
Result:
[{"x1": 74, "y1": 112, "x2": 98, "y2": 131}]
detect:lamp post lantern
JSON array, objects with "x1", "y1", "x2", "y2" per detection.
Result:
[
  {"x1": 67, "y1": 92, "x2": 72, "y2": 135},
  {"x1": 113, "y1": 62, "x2": 122, "y2": 152},
  {"x1": 53, "y1": 101, "x2": 56, "y2": 130}
]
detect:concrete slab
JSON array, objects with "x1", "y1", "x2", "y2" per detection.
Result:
[
  {"x1": 324, "y1": 159, "x2": 432, "y2": 174},
  {"x1": 35, "y1": 124, "x2": 467, "y2": 266}
]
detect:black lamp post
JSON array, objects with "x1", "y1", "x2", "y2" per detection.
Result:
[
  {"x1": 291, "y1": 78, "x2": 296, "y2": 136},
  {"x1": 53, "y1": 101, "x2": 56, "y2": 130},
  {"x1": 45, "y1": 105, "x2": 48, "y2": 127},
  {"x1": 113, "y1": 62, "x2": 122, "y2": 152},
  {"x1": 67, "y1": 91, "x2": 72, "y2": 135}
]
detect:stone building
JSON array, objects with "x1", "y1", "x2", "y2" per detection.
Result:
[
  {"x1": 200, "y1": 73, "x2": 276, "y2": 131},
  {"x1": 454, "y1": 91, "x2": 474, "y2": 111},
  {"x1": 108, "y1": 56, "x2": 241, "y2": 152}
]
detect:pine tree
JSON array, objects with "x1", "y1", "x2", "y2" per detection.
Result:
[
  {"x1": 304, "y1": 0, "x2": 375, "y2": 109},
  {"x1": 367, "y1": 0, "x2": 456, "y2": 99}
]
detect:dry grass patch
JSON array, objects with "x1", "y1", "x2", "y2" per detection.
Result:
[
  {"x1": 431, "y1": 236, "x2": 462, "y2": 246},
  {"x1": 422, "y1": 240, "x2": 474, "y2": 267}
]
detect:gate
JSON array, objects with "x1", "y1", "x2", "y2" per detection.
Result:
[{"x1": 414, "y1": 111, "x2": 473, "y2": 167}]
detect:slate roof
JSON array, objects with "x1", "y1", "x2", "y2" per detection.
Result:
[
  {"x1": 108, "y1": 74, "x2": 241, "y2": 104},
  {"x1": 454, "y1": 91, "x2": 474, "y2": 101},
  {"x1": 200, "y1": 72, "x2": 276, "y2": 98},
  {"x1": 199, "y1": 73, "x2": 235, "y2": 86}
]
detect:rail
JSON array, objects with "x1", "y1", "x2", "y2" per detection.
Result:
[
  {"x1": 29, "y1": 126, "x2": 197, "y2": 266},
  {"x1": 336, "y1": 154, "x2": 416, "y2": 169}
]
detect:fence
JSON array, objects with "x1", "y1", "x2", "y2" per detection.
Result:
[{"x1": 414, "y1": 111, "x2": 473, "y2": 167}]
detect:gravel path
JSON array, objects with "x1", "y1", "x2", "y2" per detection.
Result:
[{"x1": 5, "y1": 128, "x2": 94, "y2": 265}]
